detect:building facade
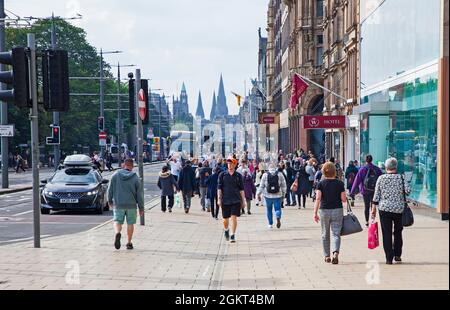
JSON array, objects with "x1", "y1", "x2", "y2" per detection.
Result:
[
  {"x1": 322, "y1": 0, "x2": 360, "y2": 166},
  {"x1": 354, "y1": 0, "x2": 444, "y2": 212},
  {"x1": 281, "y1": 0, "x2": 325, "y2": 158}
]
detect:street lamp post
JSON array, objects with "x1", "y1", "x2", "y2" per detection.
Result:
[
  {"x1": 112, "y1": 63, "x2": 135, "y2": 168},
  {"x1": 99, "y1": 49, "x2": 122, "y2": 158}
]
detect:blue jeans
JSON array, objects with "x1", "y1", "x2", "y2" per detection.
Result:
[
  {"x1": 286, "y1": 187, "x2": 291, "y2": 205},
  {"x1": 291, "y1": 190, "x2": 297, "y2": 205},
  {"x1": 265, "y1": 197, "x2": 282, "y2": 226}
]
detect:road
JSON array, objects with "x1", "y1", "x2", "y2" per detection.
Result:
[{"x1": 0, "y1": 163, "x2": 165, "y2": 246}]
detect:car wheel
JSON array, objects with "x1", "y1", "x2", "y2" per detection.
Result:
[{"x1": 41, "y1": 208, "x2": 50, "y2": 215}]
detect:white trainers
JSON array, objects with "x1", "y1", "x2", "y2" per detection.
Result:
[{"x1": 268, "y1": 225, "x2": 273, "y2": 229}]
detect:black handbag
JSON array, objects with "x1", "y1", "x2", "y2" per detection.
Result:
[
  {"x1": 401, "y1": 175, "x2": 414, "y2": 227},
  {"x1": 341, "y1": 201, "x2": 363, "y2": 236}
]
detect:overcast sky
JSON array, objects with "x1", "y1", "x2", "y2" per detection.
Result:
[{"x1": 6, "y1": 0, "x2": 268, "y2": 117}]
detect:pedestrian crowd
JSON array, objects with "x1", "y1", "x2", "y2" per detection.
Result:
[{"x1": 106, "y1": 149, "x2": 414, "y2": 267}]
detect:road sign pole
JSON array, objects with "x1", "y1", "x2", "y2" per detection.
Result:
[
  {"x1": 1, "y1": 0, "x2": 9, "y2": 189},
  {"x1": 28, "y1": 33, "x2": 41, "y2": 248},
  {"x1": 135, "y1": 69, "x2": 144, "y2": 226}
]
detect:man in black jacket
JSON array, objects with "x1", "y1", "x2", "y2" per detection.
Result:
[{"x1": 178, "y1": 160, "x2": 196, "y2": 214}]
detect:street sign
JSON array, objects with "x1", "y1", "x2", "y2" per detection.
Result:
[
  {"x1": 302, "y1": 116, "x2": 347, "y2": 129},
  {"x1": 0, "y1": 125, "x2": 14, "y2": 137},
  {"x1": 99, "y1": 139, "x2": 107, "y2": 146},
  {"x1": 138, "y1": 89, "x2": 146, "y2": 121},
  {"x1": 99, "y1": 131, "x2": 107, "y2": 139},
  {"x1": 258, "y1": 112, "x2": 279, "y2": 124}
]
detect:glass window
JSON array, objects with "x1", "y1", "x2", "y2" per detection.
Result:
[
  {"x1": 360, "y1": 0, "x2": 441, "y2": 87},
  {"x1": 317, "y1": 35, "x2": 323, "y2": 45},
  {"x1": 317, "y1": 0, "x2": 324, "y2": 17},
  {"x1": 316, "y1": 47, "x2": 323, "y2": 66},
  {"x1": 51, "y1": 169, "x2": 98, "y2": 184}
]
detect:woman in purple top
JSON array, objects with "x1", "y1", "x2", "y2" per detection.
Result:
[
  {"x1": 350, "y1": 155, "x2": 383, "y2": 227},
  {"x1": 242, "y1": 169, "x2": 256, "y2": 215}
]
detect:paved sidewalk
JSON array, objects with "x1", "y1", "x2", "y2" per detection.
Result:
[{"x1": 0, "y1": 195, "x2": 448, "y2": 290}]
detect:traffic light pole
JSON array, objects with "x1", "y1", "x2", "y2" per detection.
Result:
[
  {"x1": 0, "y1": 0, "x2": 9, "y2": 188},
  {"x1": 51, "y1": 14, "x2": 60, "y2": 170},
  {"x1": 116, "y1": 62, "x2": 122, "y2": 168},
  {"x1": 28, "y1": 33, "x2": 41, "y2": 248},
  {"x1": 99, "y1": 49, "x2": 105, "y2": 158},
  {"x1": 135, "y1": 69, "x2": 144, "y2": 226}
]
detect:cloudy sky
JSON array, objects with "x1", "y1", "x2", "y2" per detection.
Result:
[{"x1": 6, "y1": 0, "x2": 268, "y2": 117}]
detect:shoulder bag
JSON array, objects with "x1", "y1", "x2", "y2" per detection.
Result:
[
  {"x1": 401, "y1": 175, "x2": 414, "y2": 227},
  {"x1": 341, "y1": 201, "x2": 363, "y2": 236}
]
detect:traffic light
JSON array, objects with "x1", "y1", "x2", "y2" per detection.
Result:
[
  {"x1": 0, "y1": 47, "x2": 30, "y2": 108},
  {"x1": 129, "y1": 79, "x2": 149, "y2": 125},
  {"x1": 98, "y1": 117, "x2": 105, "y2": 131},
  {"x1": 42, "y1": 50, "x2": 70, "y2": 112},
  {"x1": 128, "y1": 78, "x2": 136, "y2": 125},
  {"x1": 46, "y1": 125, "x2": 61, "y2": 145}
]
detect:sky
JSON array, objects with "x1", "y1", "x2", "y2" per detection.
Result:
[{"x1": 6, "y1": 0, "x2": 268, "y2": 117}]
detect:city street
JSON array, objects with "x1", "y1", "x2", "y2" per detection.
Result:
[
  {"x1": 0, "y1": 195, "x2": 447, "y2": 290},
  {"x1": 0, "y1": 163, "x2": 164, "y2": 246}
]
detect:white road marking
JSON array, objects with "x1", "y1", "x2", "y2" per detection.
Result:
[
  {"x1": 12, "y1": 210, "x2": 33, "y2": 217},
  {"x1": 16, "y1": 198, "x2": 30, "y2": 201}
]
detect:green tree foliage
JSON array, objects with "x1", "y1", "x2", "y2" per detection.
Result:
[{"x1": 5, "y1": 18, "x2": 131, "y2": 156}]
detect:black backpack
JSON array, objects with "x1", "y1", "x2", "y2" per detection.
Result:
[
  {"x1": 364, "y1": 167, "x2": 378, "y2": 192},
  {"x1": 267, "y1": 172, "x2": 280, "y2": 194}
]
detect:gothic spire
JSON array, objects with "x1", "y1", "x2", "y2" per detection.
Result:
[
  {"x1": 196, "y1": 91, "x2": 205, "y2": 118},
  {"x1": 210, "y1": 91, "x2": 217, "y2": 121},
  {"x1": 216, "y1": 74, "x2": 228, "y2": 117}
]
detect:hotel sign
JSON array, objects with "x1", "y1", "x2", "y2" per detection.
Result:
[
  {"x1": 302, "y1": 116, "x2": 347, "y2": 129},
  {"x1": 258, "y1": 112, "x2": 279, "y2": 125}
]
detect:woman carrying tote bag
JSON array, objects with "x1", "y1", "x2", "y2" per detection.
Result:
[
  {"x1": 314, "y1": 162, "x2": 347, "y2": 265},
  {"x1": 371, "y1": 158, "x2": 411, "y2": 265}
]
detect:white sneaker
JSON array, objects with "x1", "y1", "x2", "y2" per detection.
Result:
[{"x1": 268, "y1": 225, "x2": 273, "y2": 229}]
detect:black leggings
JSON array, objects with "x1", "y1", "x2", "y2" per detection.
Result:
[
  {"x1": 363, "y1": 193, "x2": 375, "y2": 223},
  {"x1": 297, "y1": 194, "x2": 307, "y2": 208},
  {"x1": 210, "y1": 195, "x2": 219, "y2": 218}
]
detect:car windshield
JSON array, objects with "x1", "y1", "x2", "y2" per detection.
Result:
[{"x1": 51, "y1": 168, "x2": 97, "y2": 184}]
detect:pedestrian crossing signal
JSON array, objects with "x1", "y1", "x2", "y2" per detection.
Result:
[{"x1": 46, "y1": 125, "x2": 61, "y2": 145}]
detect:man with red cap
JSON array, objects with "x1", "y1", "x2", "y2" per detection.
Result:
[{"x1": 217, "y1": 156, "x2": 245, "y2": 243}]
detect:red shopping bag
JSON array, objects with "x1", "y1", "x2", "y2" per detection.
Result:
[{"x1": 368, "y1": 222, "x2": 379, "y2": 250}]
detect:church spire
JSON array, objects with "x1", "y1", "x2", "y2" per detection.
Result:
[
  {"x1": 216, "y1": 74, "x2": 228, "y2": 117},
  {"x1": 196, "y1": 91, "x2": 205, "y2": 118},
  {"x1": 210, "y1": 91, "x2": 217, "y2": 121}
]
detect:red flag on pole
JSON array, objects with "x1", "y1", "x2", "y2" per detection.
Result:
[{"x1": 289, "y1": 73, "x2": 309, "y2": 110}]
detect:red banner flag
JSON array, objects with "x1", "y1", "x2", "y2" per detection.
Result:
[{"x1": 289, "y1": 74, "x2": 309, "y2": 110}]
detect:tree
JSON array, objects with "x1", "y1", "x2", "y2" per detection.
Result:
[{"x1": 5, "y1": 18, "x2": 125, "y2": 156}]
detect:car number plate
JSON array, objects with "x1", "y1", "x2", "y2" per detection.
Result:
[{"x1": 60, "y1": 199, "x2": 79, "y2": 204}]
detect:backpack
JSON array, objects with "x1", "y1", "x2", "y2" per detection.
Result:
[
  {"x1": 267, "y1": 172, "x2": 280, "y2": 194},
  {"x1": 364, "y1": 167, "x2": 378, "y2": 192}
]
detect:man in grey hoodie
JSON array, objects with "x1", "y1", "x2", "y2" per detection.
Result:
[{"x1": 108, "y1": 159, "x2": 144, "y2": 250}]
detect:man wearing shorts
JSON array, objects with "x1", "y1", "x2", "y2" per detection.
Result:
[
  {"x1": 218, "y1": 156, "x2": 245, "y2": 243},
  {"x1": 107, "y1": 159, "x2": 144, "y2": 250}
]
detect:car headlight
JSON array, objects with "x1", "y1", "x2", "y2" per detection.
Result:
[
  {"x1": 44, "y1": 189, "x2": 54, "y2": 196},
  {"x1": 87, "y1": 190, "x2": 98, "y2": 196}
]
